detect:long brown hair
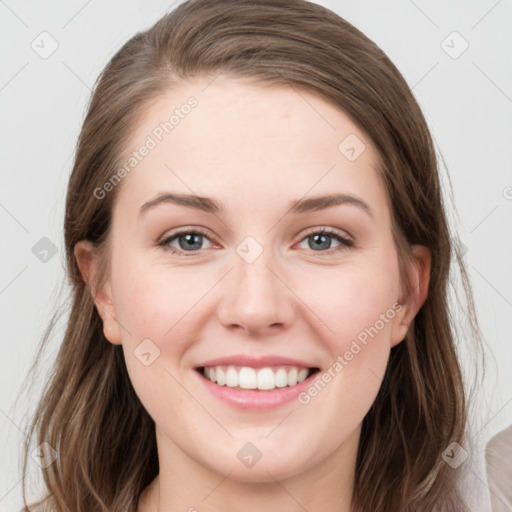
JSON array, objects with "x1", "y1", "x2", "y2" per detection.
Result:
[{"x1": 19, "y1": 1, "x2": 485, "y2": 510}]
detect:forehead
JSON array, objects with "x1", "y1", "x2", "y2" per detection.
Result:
[{"x1": 114, "y1": 76, "x2": 389, "y2": 221}]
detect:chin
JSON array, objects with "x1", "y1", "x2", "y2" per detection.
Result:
[
  {"x1": 217, "y1": 462, "x2": 304, "y2": 484},
  {"x1": 201, "y1": 443, "x2": 317, "y2": 484}
]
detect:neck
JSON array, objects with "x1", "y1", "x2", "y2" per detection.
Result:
[{"x1": 138, "y1": 426, "x2": 360, "y2": 512}]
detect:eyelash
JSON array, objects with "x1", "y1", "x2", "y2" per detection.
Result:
[{"x1": 157, "y1": 227, "x2": 355, "y2": 257}]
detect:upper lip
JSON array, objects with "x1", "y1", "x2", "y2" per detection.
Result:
[{"x1": 195, "y1": 355, "x2": 318, "y2": 369}]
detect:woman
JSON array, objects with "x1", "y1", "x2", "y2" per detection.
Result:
[{"x1": 20, "y1": 0, "x2": 487, "y2": 510}]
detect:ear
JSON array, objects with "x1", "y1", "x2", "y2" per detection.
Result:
[
  {"x1": 390, "y1": 244, "x2": 431, "y2": 348},
  {"x1": 74, "y1": 240, "x2": 123, "y2": 345}
]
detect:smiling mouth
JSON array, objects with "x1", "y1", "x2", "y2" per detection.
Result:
[{"x1": 196, "y1": 365, "x2": 321, "y2": 391}]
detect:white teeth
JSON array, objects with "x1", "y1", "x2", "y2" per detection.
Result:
[
  {"x1": 216, "y1": 367, "x2": 226, "y2": 386},
  {"x1": 201, "y1": 365, "x2": 314, "y2": 390},
  {"x1": 287, "y1": 367, "x2": 298, "y2": 386},
  {"x1": 256, "y1": 368, "x2": 274, "y2": 390},
  {"x1": 297, "y1": 368, "x2": 309, "y2": 383},
  {"x1": 226, "y1": 367, "x2": 239, "y2": 387},
  {"x1": 275, "y1": 368, "x2": 288, "y2": 388},
  {"x1": 239, "y1": 367, "x2": 257, "y2": 389}
]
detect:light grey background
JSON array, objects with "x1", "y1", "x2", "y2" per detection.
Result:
[{"x1": 1, "y1": 0, "x2": 511, "y2": 510}]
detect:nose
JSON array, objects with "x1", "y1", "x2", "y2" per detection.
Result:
[{"x1": 216, "y1": 245, "x2": 296, "y2": 336}]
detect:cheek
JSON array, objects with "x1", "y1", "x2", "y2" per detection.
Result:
[
  {"x1": 111, "y1": 253, "x2": 206, "y2": 342},
  {"x1": 298, "y1": 258, "x2": 400, "y2": 350},
  {"x1": 293, "y1": 261, "x2": 400, "y2": 412},
  {"x1": 112, "y1": 261, "x2": 203, "y2": 419}
]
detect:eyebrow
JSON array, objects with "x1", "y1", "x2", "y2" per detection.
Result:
[{"x1": 139, "y1": 192, "x2": 374, "y2": 219}]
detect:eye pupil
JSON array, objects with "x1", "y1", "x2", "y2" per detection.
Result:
[
  {"x1": 180, "y1": 233, "x2": 202, "y2": 250},
  {"x1": 309, "y1": 233, "x2": 331, "y2": 251}
]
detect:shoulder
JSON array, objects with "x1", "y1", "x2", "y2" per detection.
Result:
[
  {"x1": 19, "y1": 505, "x2": 49, "y2": 512},
  {"x1": 486, "y1": 423, "x2": 512, "y2": 455},
  {"x1": 455, "y1": 433, "x2": 494, "y2": 512},
  {"x1": 485, "y1": 425, "x2": 512, "y2": 511}
]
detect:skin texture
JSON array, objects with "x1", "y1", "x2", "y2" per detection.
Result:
[{"x1": 75, "y1": 76, "x2": 431, "y2": 512}]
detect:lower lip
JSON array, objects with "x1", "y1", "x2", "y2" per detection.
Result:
[{"x1": 194, "y1": 369, "x2": 319, "y2": 410}]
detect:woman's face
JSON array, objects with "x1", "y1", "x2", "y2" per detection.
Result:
[{"x1": 79, "y1": 76, "x2": 429, "y2": 484}]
